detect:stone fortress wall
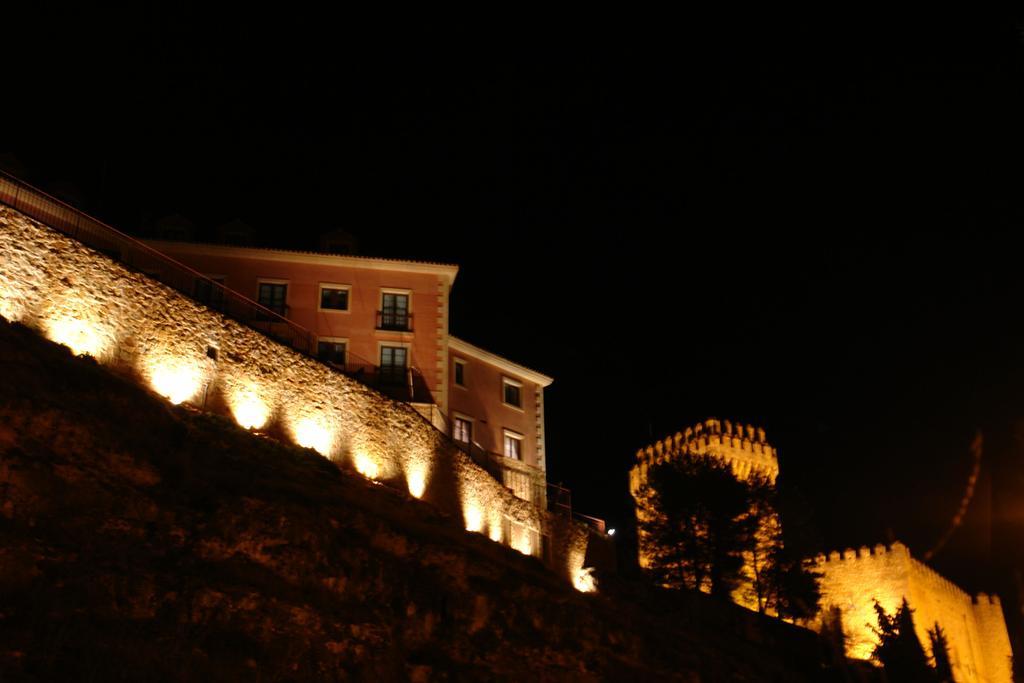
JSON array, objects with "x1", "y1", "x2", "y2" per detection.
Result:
[
  {"x1": 631, "y1": 418, "x2": 1013, "y2": 683},
  {"x1": 814, "y1": 542, "x2": 1013, "y2": 683},
  {"x1": 0, "y1": 206, "x2": 592, "y2": 590}
]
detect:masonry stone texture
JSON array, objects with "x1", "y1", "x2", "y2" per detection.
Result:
[{"x1": 0, "y1": 206, "x2": 589, "y2": 588}]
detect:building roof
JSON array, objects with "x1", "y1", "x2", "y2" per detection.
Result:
[
  {"x1": 142, "y1": 239, "x2": 460, "y2": 285},
  {"x1": 448, "y1": 336, "x2": 553, "y2": 386}
]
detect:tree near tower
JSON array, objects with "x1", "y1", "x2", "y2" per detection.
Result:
[
  {"x1": 743, "y1": 475, "x2": 822, "y2": 620},
  {"x1": 635, "y1": 454, "x2": 821, "y2": 619},
  {"x1": 635, "y1": 454, "x2": 751, "y2": 597}
]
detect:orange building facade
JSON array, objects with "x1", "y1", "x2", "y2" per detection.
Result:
[
  {"x1": 448, "y1": 336, "x2": 552, "y2": 506},
  {"x1": 144, "y1": 241, "x2": 454, "y2": 417},
  {"x1": 143, "y1": 239, "x2": 552, "y2": 505}
]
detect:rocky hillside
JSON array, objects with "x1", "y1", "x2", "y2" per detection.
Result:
[{"x1": 0, "y1": 319, "x2": 828, "y2": 681}]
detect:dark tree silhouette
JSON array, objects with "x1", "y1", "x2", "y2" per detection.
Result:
[
  {"x1": 928, "y1": 622, "x2": 954, "y2": 683},
  {"x1": 769, "y1": 550, "x2": 822, "y2": 622},
  {"x1": 637, "y1": 455, "x2": 751, "y2": 597},
  {"x1": 638, "y1": 456, "x2": 822, "y2": 617},
  {"x1": 743, "y1": 475, "x2": 821, "y2": 620},
  {"x1": 871, "y1": 599, "x2": 935, "y2": 683},
  {"x1": 818, "y1": 606, "x2": 848, "y2": 667}
]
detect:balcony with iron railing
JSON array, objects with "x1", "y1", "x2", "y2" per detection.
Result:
[
  {"x1": 313, "y1": 342, "x2": 434, "y2": 404},
  {"x1": 376, "y1": 310, "x2": 413, "y2": 332},
  {"x1": 457, "y1": 440, "x2": 571, "y2": 516}
]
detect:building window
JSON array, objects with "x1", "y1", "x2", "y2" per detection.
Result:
[
  {"x1": 194, "y1": 275, "x2": 225, "y2": 310},
  {"x1": 380, "y1": 345, "x2": 408, "y2": 385},
  {"x1": 454, "y1": 416, "x2": 472, "y2": 445},
  {"x1": 319, "y1": 284, "x2": 350, "y2": 311},
  {"x1": 317, "y1": 338, "x2": 347, "y2": 366},
  {"x1": 503, "y1": 430, "x2": 523, "y2": 460},
  {"x1": 502, "y1": 377, "x2": 522, "y2": 408},
  {"x1": 257, "y1": 281, "x2": 287, "y2": 316},
  {"x1": 454, "y1": 359, "x2": 466, "y2": 386},
  {"x1": 379, "y1": 291, "x2": 411, "y2": 331}
]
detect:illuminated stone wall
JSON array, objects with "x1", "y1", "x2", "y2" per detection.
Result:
[
  {"x1": 0, "y1": 205, "x2": 592, "y2": 590},
  {"x1": 814, "y1": 542, "x2": 1013, "y2": 683}
]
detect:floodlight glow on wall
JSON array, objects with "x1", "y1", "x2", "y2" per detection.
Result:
[
  {"x1": 573, "y1": 566, "x2": 597, "y2": 593},
  {"x1": 229, "y1": 386, "x2": 271, "y2": 430},
  {"x1": 463, "y1": 500, "x2": 485, "y2": 533},
  {"x1": 293, "y1": 417, "x2": 334, "y2": 456},
  {"x1": 405, "y1": 462, "x2": 428, "y2": 498},
  {"x1": 488, "y1": 518, "x2": 504, "y2": 543},
  {"x1": 44, "y1": 316, "x2": 110, "y2": 358},
  {"x1": 147, "y1": 358, "x2": 203, "y2": 405},
  {"x1": 511, "y1": 525, "x2": 534, "y2": 556},
  {"x1": 353, "y1": 450, "x2": 381, "y2": 480}
]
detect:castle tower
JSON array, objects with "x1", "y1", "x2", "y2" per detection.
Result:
[
  {"x1": 630, "y1": 418, "x2": 1014, "y2": 681},
  {"x1": 630, "y1": 418, "x2": 779, "y2": 609},
  {"x1": 629, "y1": 417, "x2": 779, "y2": 501}
]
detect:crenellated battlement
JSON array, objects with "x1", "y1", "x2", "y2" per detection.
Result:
[
  {"x1": 973, "y1": 592, "x2": 1001, "y2": 607},
  {"x1": 813, "y1": 539, "x2": 1014, "y2": 682},
  {"x1": 813, "y1": 541, "x2": 997, "y2": 607},
  {"x1": 814, "y1": 541, "x2": 910, "y2": 565},
  {"x1": 627, "y1": 414, "x2": 1014, "y2": 683},
  {"x1": 626, "y1": 412, "x2": 1014, "y2": 683},
  {"x1": 909, "y1": 552, "x2": 977, "y2": 605},
  {"x1": 629, "y1": 418, "x2": 779, "y2": 495}
]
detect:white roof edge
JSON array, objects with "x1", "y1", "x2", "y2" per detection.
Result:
[
  {"x1": 448, "y1": 336, "x2": 553, "y2": 386},
  {"x1": 142, "y1": 239, "x2": 460, "y2": 285}
]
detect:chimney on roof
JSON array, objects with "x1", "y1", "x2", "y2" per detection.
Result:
[
  {"x1": 216, "y1": 219, "x2": 254, "y2": 246},
  {"x1": 318, "y1": 229, "x2": 358, "y2": 255},
  {"x1": 153, "y1": 213, "x2": 196, "y2": 242}
]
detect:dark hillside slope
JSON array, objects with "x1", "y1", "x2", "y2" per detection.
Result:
[{"x1": 0, "y1": 319, "x2": 824, "y2": 681}]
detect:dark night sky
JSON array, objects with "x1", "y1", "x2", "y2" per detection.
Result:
[{"x1": 7, "y1": 7, "x2": 1024, "y2": 606}]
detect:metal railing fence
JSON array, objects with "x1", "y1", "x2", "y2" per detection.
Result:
[
  {"x1": 0, "y1": 170, "x2": 315, "y2": 354},
  {"x1": 460, "y1": 440, "x2": 572, "y2": 516}
]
